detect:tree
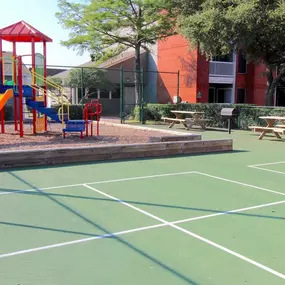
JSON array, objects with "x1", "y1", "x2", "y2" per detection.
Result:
[
  {"x1": 66, "y1": 68, "x2": 115, "y2": 103},
  {"x1": 47, "y1": 76, "x2": 63, "y2": 91},
  {"x1": 174, "y1": 0, "x2": 285, "y2": 106},
  {"x1": 56, "y1": 0, "x2": 177, "y2": 105}
]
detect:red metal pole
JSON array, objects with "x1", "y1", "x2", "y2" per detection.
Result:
[
  {"x1": 91, "y1": 116, "x2": 93, "y2": 137},
  {"x1": 85, "y1": 106, "x2": 88, "y2": 137},
  {"x1": 0, "y1": 38, "x2": 3, "y2": 87},
  {"x1": 96, "y1": 101, "x2": 102, "y2": 136},
  {"x1": 0, "y1": 39, "x2": 4, "y2": 134},
  {"x1": 43, "y1": 41, "x2": 47, "y2": 131},
  {"x1": 18, "y1": 56, "x2": 24, "y2": 137},
  {"x1": 96, "y1": 104, "x2": 99, "y2": 136},
  {"x1": 13, "y1": 42, "x2": 18, "y2": 131},
  {"x1": 0, "y1": 109, "x2": 4, "y2": 134},
  {"x1": 32, "y1": 38, "x2": 36, "y2": 134}
]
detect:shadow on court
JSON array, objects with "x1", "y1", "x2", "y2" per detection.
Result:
[
  {"x1": 1, "y1": 187, "x2": 284, "y2": 223},
  {"x1": 6, "y1": 171, "x2": 200, "y2": 285},
  {"x1": 0, "y1": 220, "x2": 101, "y2": 237}
]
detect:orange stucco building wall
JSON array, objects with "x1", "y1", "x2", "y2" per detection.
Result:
[
  {"x1": 157, "y1": 35, "x2": 198, "y2": 103},
  {"x1": 157, "y1": 34, "x2": 268, "y2": 105}
]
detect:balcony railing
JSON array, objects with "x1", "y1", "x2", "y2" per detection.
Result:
[{"x1": 209, "y1": 61, "x2": 234, "y2": 77}]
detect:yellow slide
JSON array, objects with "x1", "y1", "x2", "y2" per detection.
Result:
[{"x1": 0, "y1": 89, "x2": 14, "y2": 111}]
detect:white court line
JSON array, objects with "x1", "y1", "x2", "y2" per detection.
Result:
[
  {"x1": 0, "y1": 223, "x2": 166, "y2": 259},
  {"x1": 248, "y1": 161, "x2": 285, "y2": 175},
  {"x1": 194, "y1": 172, "x2": 285, "y2": 197},
  {"x1": 0, "y1": 171, "x2": 194, "y2": 196},
  {"x1": 1, "y1": 197, "x2": 285, "y2": 260},
  {"x1": 248, "y1": 161, "x2": 285, "y2": 167},
  {"x1": 248, "y1": 166, "x2": 285, "y2": 176},
  {"x1": 84, "y1": 184, "x2": 285, "y2": 280},
  {"x1": 173, "y1": 199, "x2": 285, "y2": 223}
]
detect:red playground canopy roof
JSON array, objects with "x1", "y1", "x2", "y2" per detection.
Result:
[{"x1": 0, "y1": 20, "x2": 52, "y2": 43}]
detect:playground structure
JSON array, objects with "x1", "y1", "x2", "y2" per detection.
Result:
[
  {"x1": 0, "y1": 20, "x2": 102, "y2": 139},
  {"x1": 63, "y1": 99, "x2": 102, "y2": 139}
]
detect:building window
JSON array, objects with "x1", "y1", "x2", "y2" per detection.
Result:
[
  {"x1": 87, "y1": 88, "x2": 98, "y2": 99},
  {"x1": 209, "y1": 88, "x2": 215, "y2": 103},
  {"x1": 209, "y1": 84, "x2": 233, "y2": 103},
  {"x1": 212, "y1": 53, "x2": 233, "y2": 62},
  {"x1": 237, "y1": 88, "x2": 246, "y2": 103},
  {"x1": 238, "y1": 51, "x2": 247, "y2": 73},
  {"x1": 111, "y1": 88, "x2": 120, "y2": 99},
  {"x1": 77, "y1": 88, "x2": 85, "y2": 100},
  {"x1": 100, "y1": 90, "x2": 109, "y2": 99}
]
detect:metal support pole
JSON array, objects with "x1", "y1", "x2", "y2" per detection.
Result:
[
  {"x1": 140, "y1": 68, "x2": 144, "y2": 124},
  {"x1": 0, "y1": 39, "x2": 4, "y2": 134},
  {"x1": 0, "y1": 38, "x2": 3, "y2": 91},
  {"x1": 18, "y1": 56, "x2": 24, "y2": 137},
  {"x1": 32, "y1": 38, "x2": 36, "y2": 134},
  {"x1": 228, "y1": 118, "x2": 231, "y2": 134},
  {"x1": 13, "y1": 42, "x2": 18, "y2": 131},
  {"x1": 0, "y1": 109, "x2": 4, "y2": 134},
  {"x1": 177, "y1": 70, "x2": 180, "y2": 98},
  {"x1": 120, "y1": 66, "x2": 124, "y2": 124},
  {"x1": 81, "y1": 67, "x2": 84, "y2": 104},
  {"x1": 43, "y1": 41, "x2": 48, "y2": 131}
]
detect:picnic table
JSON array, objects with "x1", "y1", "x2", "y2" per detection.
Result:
[
  {"x1": 249, "y1": 116, "x2": 285, "y2": 140},
  {"x1": 161, "y1": 110, "x2": 210, "y2": 130}
]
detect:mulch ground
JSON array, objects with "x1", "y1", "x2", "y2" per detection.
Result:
[{"x1": 0, "y1": 122, "x2": 170, "y2": 152}]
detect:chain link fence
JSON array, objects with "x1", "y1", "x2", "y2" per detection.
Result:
[{"x1": 41, "y1": 64, "x2": 179, "y2": 123}]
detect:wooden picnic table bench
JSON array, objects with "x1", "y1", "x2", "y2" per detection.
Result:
[
  {"x1": 161, "y1": 117, "x2": 188, "y2": 129},
  {"x1": 249, "y1": 116, "x2": 285, "y2": 140},
  {"x1": 161, "y1": 110, "x2": 210, "y2": 130}
]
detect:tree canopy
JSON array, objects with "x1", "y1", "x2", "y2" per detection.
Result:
[
  {"x1": 47, "y1": 76, "x2": 63, "y2": 90},
  {"x1": 56, "y1": 0, "x2": 177, "y2": 105},
  {"x1": 56, "y1": 0, "x2": 176, "y2": 53},
  {"x1": 66, "y1": 68, "x2": 115, "y2": 102},
  {"x1": 175, "y1": 0, "x2": 285, "y2": 105}
]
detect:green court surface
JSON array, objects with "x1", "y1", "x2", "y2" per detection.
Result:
[{"x1": 1, "y1": 127, "x2": 285, "y2": 285}]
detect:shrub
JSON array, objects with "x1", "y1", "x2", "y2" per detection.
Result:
[
  {"x1": 133, "y1": 103, "x2": 285, "y2": 130},
  {"x1": 132, "y1": 103, "x2": 175, "y2": 121},
  {"x1": 53, "y1": 104, "x2": 84, "y2": 120}
]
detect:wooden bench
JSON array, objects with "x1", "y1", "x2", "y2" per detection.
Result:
[
  {"x1": 276, "y1": 124, "x2": 285, "y2": 128},
  {"x1": 249, "y1": 126, "x2": 285, "y2": 139},
  {"x1": 161, "y1": 117, "x2": 187, "y2": 128},
  {"x1": 185, "y1": 118, "x2": 211, "y2": 129},
  {"x1": 249, "y1": 126, "x2": 285, "y2": 133},
  {"x1": 161, "y1": 117, "x2": 185, "y2": 122}
]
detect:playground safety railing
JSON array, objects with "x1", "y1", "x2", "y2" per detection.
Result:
[
  {"x1": 31, "y1": 71, "x2": 71, "y2": 126},
  {"x1": 58, "y1": 104, "x2": 70, "y2": 125},
  {"x1": 32, "y1": 71, "x2": 69, "y2": 101},
  {"x1": 29, "y1": 84, "x2": 69, "y2": 104},
  {"x1": 28, "y1": 84, "x2": 70, "y2": 125}
]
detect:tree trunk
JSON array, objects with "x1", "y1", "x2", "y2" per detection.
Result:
[
  {"x1": 264, "y1": 65, "x2": 285, "y2": 106},
  {"x1": 265, "y1": 66, "x2": 274, "y2": 106},
  {"x1": 134, "y1": 43, "x2": 141, "y2": 105}
]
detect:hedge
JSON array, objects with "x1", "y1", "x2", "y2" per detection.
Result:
[
  {"x1": 53, "y1": 104, "x2": 102, "y2": 120},
  {"x1": 132, "y1": 103, "x2": 285, "y2": 130},
  {"x1": 53, "y1": 104, "x2": 84, "y2": 120}
]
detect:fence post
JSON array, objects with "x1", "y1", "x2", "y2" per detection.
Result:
[
  {"x1": 120, "y1": 66, "x2": 124, "y2": 124},
  {"x1": 140, "y1": 68, "x2": 145, "y2": 124},
  {"x1": 80, "y1": 67, "x2": 84, "y2": 105}
]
